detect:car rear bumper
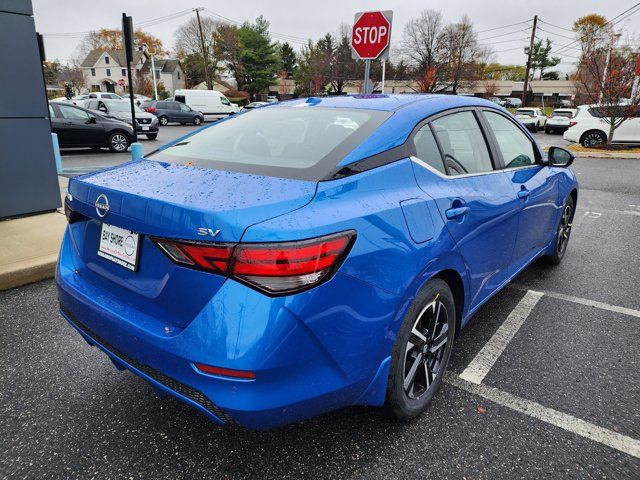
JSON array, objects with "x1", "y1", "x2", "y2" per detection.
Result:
[
  {"x1": 563, "y1": 129, "x2": 580, "y2": 143},
  {"x1": 55, "y1": 228, "x2": 394, "y2": 428}
]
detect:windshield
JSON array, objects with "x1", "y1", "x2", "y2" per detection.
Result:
[
  {"x1": 105, "y1": 100, "x2": 143, "y2": 113},
  {"x1": 150, "y1": 107, "x2": 390, "y2": 180}
]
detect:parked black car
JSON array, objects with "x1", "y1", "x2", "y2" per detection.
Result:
[
  {"x1": 49, "y1": 102, "x2": 134, "y2": 153},
  {"x1": 84, "y1": 99, "x2": 159, "y2": 140},
  {"x1": 140, "y1": 100, "x2": 204, "y2": 126}
]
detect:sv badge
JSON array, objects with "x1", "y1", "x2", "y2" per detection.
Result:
[{"x1": 197, "y1": 227, "x2": 221, "y2": 238}]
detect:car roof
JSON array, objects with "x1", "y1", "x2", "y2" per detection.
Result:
[{"x1": 272, "y1": 93, "x2": 499, "y2": 113}]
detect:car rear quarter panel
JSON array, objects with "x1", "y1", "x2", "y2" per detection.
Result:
[{"x1": 241, "y1": 159, "x2": 468, "y2": 392}]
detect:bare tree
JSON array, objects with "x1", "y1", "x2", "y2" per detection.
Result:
[
  {"x1": 440, "y1": 15, "x2": 490, "y2": 94},
  {"x1": 401, "y1": 9, "x2": 446, "y2": 91}
]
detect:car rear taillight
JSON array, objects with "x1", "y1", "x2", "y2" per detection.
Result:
[
  {"x1": 569, "y1": 121, "x2": 578, "y2": 127},
  {"x1": 153, "y1": 230, "x2": 356, "y2": 295},
  {"x1": 145, "y1": 107, "x2": 156, "y2": 113}
]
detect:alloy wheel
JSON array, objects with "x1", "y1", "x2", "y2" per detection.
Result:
[
  {"x1": 159, "y1": 116, "x2": 168, "y2": 126},
  {"x1": 111, "y1": 134, "x2": 128, "y2": 152},
  {"x1": 557, "y1": 203, "x2": 573, "y2": 255},
  {"x1": 403, "y1": 296, "x2": 450, "y2": 400},
  {"x1": 583, "y1": 132, "x2": 604, "y2": 147}
]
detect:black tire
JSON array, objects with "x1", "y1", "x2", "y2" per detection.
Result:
[
  {"x1": 544, "y1": 126, "x2": 550, "y2": 134},
  {"x1": 546, "y1": 195, "x2": 575, "y2": 265},
  {"x1": 146, "y1": 133, "x2": 157, "y2": 140},
  {"x1": 107, "y1": 131, "x2": 130, "y2": 153},
  {"x1": 386, "y1": 278, "x2": 456, "y2": 421},
  {"x1": 193, "y1": 116, "x2": 202, "y2": 126},
  {"x1": 580, "y1": 130, "x2": 606, "y2": 147},
  {"x1": 158, "y1": 115, "x2": 169, "y2": 126}
]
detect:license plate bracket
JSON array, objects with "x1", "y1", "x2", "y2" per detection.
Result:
[{"x1": 98, "y1": 223, "x2": 140, "y2": 271}]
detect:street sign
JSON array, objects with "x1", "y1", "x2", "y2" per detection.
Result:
[
  {"x1": 351, "y1": 10, "x2": 393, "y2": 60},
  {"x1": 118, "y1": 79, "x2": 125, "y2": 87}
]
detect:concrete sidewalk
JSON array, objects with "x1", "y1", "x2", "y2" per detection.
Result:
[{"x1": 0, "y1": 177, "x2": 68, "y2": 291}]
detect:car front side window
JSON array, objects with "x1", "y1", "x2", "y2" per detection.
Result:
[
  {"x1": 484, "y1": 111, "x2": 537, "y2": 168},
  {"x1": 431, "y1": 111, "x2": 494, "y2": 176},
  {"x1": 58, "y1": 104, "x2": 90, "y2": 121}
]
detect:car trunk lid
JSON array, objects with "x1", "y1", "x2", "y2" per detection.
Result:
[{"x1": 65, "y1": 160, "x2": 317, "y2": 328}]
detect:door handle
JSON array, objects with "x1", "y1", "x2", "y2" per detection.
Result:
[
  {"x1": 64, "y1": 121, "x2": 74, "y2": 125},
  {"x1": 446, "y1": 206, "x2": 470, "y2": 220},
  {"x1": 518, "y1": 189, "x2": 531, "y2": 199}
]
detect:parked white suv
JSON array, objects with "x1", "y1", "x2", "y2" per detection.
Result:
[
  {"x1": 563, "y1": 105, "x2": 640, "y2": 147},
  {"x1": 545, "y1": 108, "x2": 577, "y2": 134},
  {"x1": 514, "y1": 108, "x2": 547, "y2": 132}
]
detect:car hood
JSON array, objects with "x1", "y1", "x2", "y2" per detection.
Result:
[{"x1": 108, "y1": 111, "x2": 156, "y2": 121}]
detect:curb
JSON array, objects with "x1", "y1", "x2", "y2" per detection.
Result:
[
  {"x1": 0, "y1": 253, "x2": 58, "y2": 291},
  {"x1": 571, "y1": 151, "x2": 640, "y2": 159}
]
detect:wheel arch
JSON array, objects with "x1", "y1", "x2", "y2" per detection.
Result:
[
  {"x1": 432, "y1": 269, "x2": 464, "y2": 337},
  {"x1": 579, "y1": 129, "x2": 606, "y2": 146}
]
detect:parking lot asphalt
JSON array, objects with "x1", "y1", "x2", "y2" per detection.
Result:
[{"x1": 2, "y1": 157, "x2": 639, "y2": 478}]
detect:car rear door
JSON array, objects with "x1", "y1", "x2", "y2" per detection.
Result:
[
  {"x1": 410, "y1": 109, "x2": 520, "y2": 312},
  {"x1": 49, "y1": 104, "x2": 68, "y2": 145},
  {"x1": 480, "y1": 108, "x2": 559, "y2": 272}
]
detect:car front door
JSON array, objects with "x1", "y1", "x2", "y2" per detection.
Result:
[
  {"x1": 481, "y1": 109, "x2": 559, "y2": 272},
  {"x1": 410, "y1": 109, "x2": 520, "y2": 312},
  {"x1": 57, "y1": 104, "x2": 104, "y2": 146}
]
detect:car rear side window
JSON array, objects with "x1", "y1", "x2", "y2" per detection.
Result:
[
  {"x1": 484, "y1": 111, "x2": 537, "y2": 168},
  {"x1": 412, "y1": 125, "x2": 446, "y2": 174},
  {"x1": 431, "y1": 111, "x2": 493, "y2": 175},
  {"x1": 150, "y1": 107, "x2": 390, "y2": 181}
]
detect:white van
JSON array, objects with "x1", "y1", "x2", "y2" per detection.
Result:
[{"x1": 173, "y1": 89, "x2": 239, "y2": 121}]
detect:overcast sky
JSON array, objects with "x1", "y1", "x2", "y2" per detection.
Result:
[{"x1": 33, "y1": 0, "x2": 639, "y2": 72}]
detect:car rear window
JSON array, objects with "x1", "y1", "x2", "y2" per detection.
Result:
[
  {"x1": 551, "y1": 111, "x2": 574, "y2": 118},
  {"x1": 150, "y1": 107, "x2": 390, "y2": 181}
]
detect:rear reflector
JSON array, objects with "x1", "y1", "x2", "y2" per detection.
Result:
[
  {"x1": 194, "y1": 363, "x2": 256, "y2": 379},
  {"x1": 569, "y1": 121, "x2": 578, "y2": 127},
  {"x1": 153, "y1": 230, "x2": 356, "y2": 296}
]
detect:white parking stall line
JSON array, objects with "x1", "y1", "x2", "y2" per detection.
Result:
[
  {"x1": 510, "y1": 284, "x2": 640, "y2": 319},
  {"x1": 459, "y1": 290, "x2": 543, "y2": 384},
  {"x1": 445, "y1": 373, "x2": 640, "y2": 460}
]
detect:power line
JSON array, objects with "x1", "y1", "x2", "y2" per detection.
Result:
[
  {"x1": 42, "y1": 9, "x2": 192, "y2": 38},
  {"x1": 476, "y1": 20, "x2": 531, "y2": 34},
  {"x1": 477, "y1": 28, "x2": 530, "y2": 41},
  {"x1": 536, "y1": 27, "x2": 576, "y2": 41}
]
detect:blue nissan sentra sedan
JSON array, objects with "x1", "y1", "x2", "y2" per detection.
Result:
[{"x1": 57, "y1": 94, "x2": 578, "y2": 429}]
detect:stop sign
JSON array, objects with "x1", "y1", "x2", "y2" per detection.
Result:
[
  {"x1": 118, "y1": 78, "x2": 125, "y2": 87},
  {"x1": 351, "y1": 11, "x2": 392, "y2": 60}
]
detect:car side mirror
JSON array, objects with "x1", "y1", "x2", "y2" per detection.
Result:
[
  {"x1": 86, "y1": 116, "x2": 96, "y2": 124},
  {"x1": 547, "y1": 146, "x2": 574, "y2": 167}
]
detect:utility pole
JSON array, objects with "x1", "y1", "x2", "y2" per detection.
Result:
[
  {"x1": 193, "y1": 7, "x2": 212, "y2": 90},
  {"x1": 522, "y1": 15, "x2": 537, "y2": 107}
]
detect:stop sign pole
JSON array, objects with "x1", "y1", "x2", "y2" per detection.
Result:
[{"x1": 351, "y1": 11, "x2": 393, "y2": 94}]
